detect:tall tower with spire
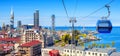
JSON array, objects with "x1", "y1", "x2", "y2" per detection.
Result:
[{"x1": 10, "y1": 7, "x2": 14, "y2": 29}]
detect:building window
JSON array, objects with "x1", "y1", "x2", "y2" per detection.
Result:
[
  {"x1": 67, "y1": 50, "x2": 69, "y2": 52},
  {"x1": 92, "y1": 53, "x2": 94, "y2": 55},
  {"x1": 95, "y1": 53, "x2": 97, "y2": 56},
  {"x1": 100, "y1": 54, "x2": 102, "y2": 56},
  {"x1": 84, "y1": 52, "x2": 86, "y2": 54},
  {"x1": 80, "y1": 52, "x2": 82, "y2": 54},
  {"x1": 77, "y1": 51, "x2": 79, "y2": 53},
  {"x1": 65, "y1": 50, "x2": 66, "y2": 52},
  {"x1": 89, "y1": 52, "x2": 90, "y2": 55}
]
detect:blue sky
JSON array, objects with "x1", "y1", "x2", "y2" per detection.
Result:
[{"x1": 0, "y1": 0, "x2": 120, "y2": 27}]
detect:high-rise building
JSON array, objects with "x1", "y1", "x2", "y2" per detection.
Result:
[
  {"x1": 10, "y1": 7, "x2": 14, "y2": 29},
  {"x1": 51, "y1": 14, "x2": 55, "y2": 34},
  {"x1": 17, "y1": 21, "x2": 22, "y2": 29},
  {"x1": 34, "y1": 10, "x2": 39, "y2": 29},
  {"x1": 51, "y1": 14, "x2": 56, "y2": 40}
]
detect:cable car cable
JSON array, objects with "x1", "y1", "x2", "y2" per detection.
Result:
[
  {"x1": 73, "y1": 0, "x2": 78, "y2": 17},
  {"x1": 62, "y1": 0, "x2": 69, "y2": 19},
  {"x1": 62, "y1": 0, "x2": 78, "y2": 18},
  {"x1": 82, "y1": 0, "x2": 115, "y2": 19}
]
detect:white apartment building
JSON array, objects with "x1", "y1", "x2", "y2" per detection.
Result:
[
  {"x1": 110, "y1": 52, "x2": 120, "y2": 56},
  {"x1": 41, "y1": 45, "x2": 117, "y2": 56}
]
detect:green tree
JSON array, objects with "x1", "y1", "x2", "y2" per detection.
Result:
[
  {"x1": 61, "y1": 42, "x2": 66, "y2": 47},
  {"x1": 88, "y1": 44, "x2": 92, "y2": 48},
  {"x1": 54, "y1": 40, "x2": 60, "y2": 44},
  {"x1": 101, "y1": 44, "x2": 105, "y2": 48},
  {"x1": 95, "y1": 44, "x2": 99, "y2": 48},
  {"x1": 92, "y1": 42, "x2": 97, "y2": 48},
  {"x1": 73, "y1": 30, "x2": 80, "y2": 40},
  {"x1": 106, "y1": 44, "x2": 110, "y2": 48},
  {"x1": 80, "y1": 42, "x2": 85, "y2": 48},
  {"x1": 111, "y1": 41, "x2": 115, "y2": 47},
  {"x1": 61, "y1": 34, "x2": 71, "y2": 44}
]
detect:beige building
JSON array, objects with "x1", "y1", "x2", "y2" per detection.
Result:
[
  {"x1": 21, "y1": 29, "x2": 45, "y2": 48},
  {"x1": 18, "y1": 40, "x2": 42, "y2": 56}
]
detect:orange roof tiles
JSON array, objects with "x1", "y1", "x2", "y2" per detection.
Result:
[{"x1": 20, "y1": 40, "x2": 41, "y2": 47}]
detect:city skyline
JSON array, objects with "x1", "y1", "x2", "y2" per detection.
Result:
[{"x1": 0, "y1": 0, "x2": 120, "y2": 27}]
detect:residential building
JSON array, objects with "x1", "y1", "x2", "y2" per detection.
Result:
[
  {"x1": 21, "y1": 29, "x2": 45, "y2": 48},
  {"x1": 0, "y1": 44, "x2": 14, "y2": 56},
  {"x1": 41, "y1": 45, "x2": 117, "y2": 56},
  {"x1": 85, "y1": 48, "x2": 116, "y2": 56},
  {"x1": 0, "y1": 32, "x2": 8, "y2": 38},
  {"x1": 18, "y1": 40, "x2": 42, "y2": 56},
  {"x1": 110, "y1": 52, "x2": 120, "y2": 56}
]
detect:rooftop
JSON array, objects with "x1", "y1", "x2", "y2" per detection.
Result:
[
  {"x1": 87, "y1": 48, "x2": 116, "y2": 54},
  {"x1": 49, "y1": 49, "x2": 59, "y2": 54},
  {"x1": 64, "y1": 45, "x2": 85, "y2": 51},
  {"x1": 43, "y1": 46, "x2": 64, "y2": 51},
  {"x1": 0, "y1": 37, "x2": 20, "y2": 42},
  {"x1": 110, "y1": 52, "x2": 120, "y2": 56},
  {"x1": 43, "y1": 45, "x2": 116, "y2": 54},
  {"x1": 43, "y1": 45, "x2": 85, "y2": 51},
  {"x1": 20, "y1": 40, "x2": 41, "y2": 47}
]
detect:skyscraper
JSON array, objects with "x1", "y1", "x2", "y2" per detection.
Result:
[
  {"x1": 10, "y1": 7, "x2": 14, "y2": 29},
  {"x1": 51, "y1": 14, "x2": 56, "y2": 40},
  {"x1": 17, "y1": 21, "x2": 22, "y2": 29},
  {"x1": 17, "y1": 21, "x2": 22, "y2": 32},
  {"x1": 34, "y1": 10, "x2": 39, "y2": 29},
  {"x1": 51, "y1": 14, "x2": 55, "y2": 34}
]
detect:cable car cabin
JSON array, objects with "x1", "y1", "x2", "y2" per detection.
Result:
[{"x1": 97, "y1": 20, "x2": 112, "y2": 33}]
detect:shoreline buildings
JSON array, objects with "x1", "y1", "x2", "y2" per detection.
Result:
[
  {"x1": 18, "y1": 40, "x2": 42, "y2": 56},
  {"x1": 42, "y1": 45, "x2": 120, "y2": 56}
]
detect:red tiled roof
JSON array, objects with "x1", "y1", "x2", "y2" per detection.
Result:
[
  {"x1": 0, "y1": 37, "x2": 20, "y2": 42},
  {"x1": 20, "y1": 40, "x2": 41, "y2": 47},
  {"x1": 0, "y1": 44, "x2": 14, "y2": 47}
]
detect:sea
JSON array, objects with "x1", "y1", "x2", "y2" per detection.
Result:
[{"x1": 54, "y1": 26, "x2": 120, "y2": 51}]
